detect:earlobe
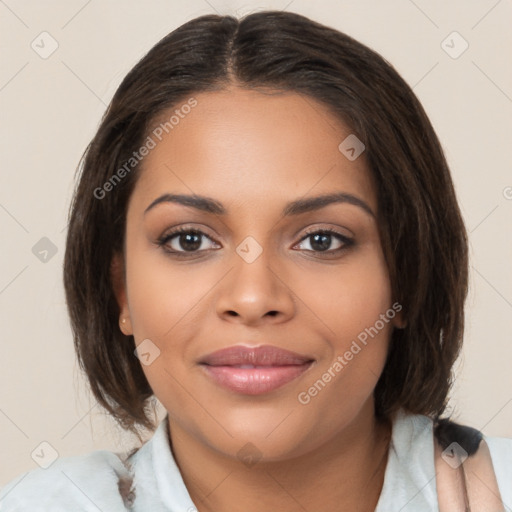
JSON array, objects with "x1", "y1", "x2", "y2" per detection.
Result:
[
  {"x1": 392, "y1": 312, "x2": 407, "y2": 329},
  {"x1": 119, "y1": 315, "x2": 133, "y2": 336},
  {"x1": 388, "y1": 300, "x2": 407, "y2": 329},
  {"x1": 110, "y1": 252, "x2": 133, "y2": 335}
]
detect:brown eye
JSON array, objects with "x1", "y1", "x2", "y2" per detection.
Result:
[
  {"x1": 158, "y1": 227, "x2": 220, "y2": 255},
  {"x1": 295, "y1": 229, "x2": 354, "y2": 255}
]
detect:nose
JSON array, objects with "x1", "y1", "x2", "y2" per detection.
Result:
[{"x1": 215, "y1": 244, "x2": 296, "y2": 326}]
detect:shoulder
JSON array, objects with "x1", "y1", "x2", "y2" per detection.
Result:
[
  {"x1": 0, "y1": 449, "x2": 134, "y2": 511},
  {"x1": 432, "y1": 415, "x2": 512, "y2": 503},
  {"x1": 433, "y1": 415, "x2": 512, "y2": 504},
  {"x1": 484, "y1": 433, "x2": 512, "y2": 503}
]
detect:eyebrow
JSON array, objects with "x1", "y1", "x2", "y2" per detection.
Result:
[{"x1": 144, "y1": 192, "x2": 375, "y2": 218}]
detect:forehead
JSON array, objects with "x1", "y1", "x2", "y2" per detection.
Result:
[{"x1": 129, "y1": 87, "x2": 376, "y2": 215}]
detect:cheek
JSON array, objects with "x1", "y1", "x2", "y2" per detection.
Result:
[
  {"x1": 123, "y1": 237, "x2": 219, "y2": 395},
  {"x1": 294, "y1": 250, "x2": 393, "y2": 393},
  {"x1": 293, "y1": 250, "x2": 393, "y2": 341},
  {"x1": 125, "y1": 234, "x2": 213, "y2": 340}
]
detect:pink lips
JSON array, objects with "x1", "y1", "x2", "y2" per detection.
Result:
[{"x1": 199, "y1": 345, "x2": 315, "y2": 395}]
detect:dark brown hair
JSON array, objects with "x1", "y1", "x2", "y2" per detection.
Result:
[{"x1": 63, "y1": 10, "x2": 468, "y2": 437}]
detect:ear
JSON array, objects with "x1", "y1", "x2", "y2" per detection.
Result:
[
  {"x1": 390, "y1": 302, "x2": 407, "y2": 329},
  {"x1": 110, "y1": 251, "x2": 133, "y2": 335},
  {"x1": 392, "y1": 314, "x2": 407, "y2": 329}
]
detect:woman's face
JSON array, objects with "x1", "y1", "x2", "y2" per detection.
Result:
[{"x1": 114, "y1": 86, "x2": 402, "y2": 460}]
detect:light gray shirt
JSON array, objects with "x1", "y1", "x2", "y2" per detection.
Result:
[{"x1": 1, "y1": 409, "x2": 511, "y2": 511}]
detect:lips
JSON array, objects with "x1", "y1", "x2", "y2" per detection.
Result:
[
  {"x1": 199, "y1": 344, "x2": 315, "y2": 367},
  {"x1": 198, "y1": 345, "x2": 315, "y2": 395}
]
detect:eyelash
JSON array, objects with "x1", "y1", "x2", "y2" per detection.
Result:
[{"x1": 156, "y1": 226, "x2": 355, "y2": 259}]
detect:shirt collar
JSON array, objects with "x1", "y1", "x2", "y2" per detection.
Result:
[
  {"x1": 129, "y1": 415, "x2": 196, "y2": 511},
  {"x1": 130, "y1": 409, "x2": 437, "y2": 511},
  {"x1": 375, "y1": 408, "x2": 437, "y2": 511}
]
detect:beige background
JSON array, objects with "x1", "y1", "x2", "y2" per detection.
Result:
[{"x1": 1, "y1": 0, "x2": 511, "y2": 486}]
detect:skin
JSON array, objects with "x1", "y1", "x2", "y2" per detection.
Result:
[{"x1": 112, "y1": 86, "x2": 404, "y2": 511}]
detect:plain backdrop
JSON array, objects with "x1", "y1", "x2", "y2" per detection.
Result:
[{"x1": 1, "y1": 0, "x2": 511, "y2": 486}]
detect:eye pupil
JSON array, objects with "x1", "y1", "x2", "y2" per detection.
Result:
[
  {"x1": 310, "y1": 233, "x2": 331, "y2": 251},
  {"x1": 180, "y1": 232, "x2": 201, "y2": 251}
]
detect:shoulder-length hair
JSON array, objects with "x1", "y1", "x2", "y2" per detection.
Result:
[{"x1": 63, "y1": 10, "x2": 468, "y2": 437}]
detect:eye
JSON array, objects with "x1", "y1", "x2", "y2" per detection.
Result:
[
  {"x1": 157, "y1": 226, "x2": 354, "y2": 258},
  {"x1": 157, "y1": 227, "x2": 220, "y2": 256},
  {"x1": 294, "y1": 228, "x2": 354, "y2": 255}
]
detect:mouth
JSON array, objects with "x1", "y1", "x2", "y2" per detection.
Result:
[
  {"x1": 198, "y1": 344, "x2": 315, "y2": 395},
  {"x1": 199, "y1": 344, "x2": 314, "y2": 366}
]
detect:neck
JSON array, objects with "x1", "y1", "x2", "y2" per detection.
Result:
[{"x1": 167, "y1": 401, "x2": 393, "y2": 512}]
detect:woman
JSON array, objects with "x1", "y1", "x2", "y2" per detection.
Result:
[{"x1": 1, "y1": 10, "x2": 510, "y2": 511}]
